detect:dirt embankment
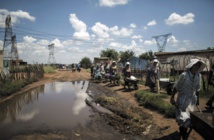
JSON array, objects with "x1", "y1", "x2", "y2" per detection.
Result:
[{"x1": 1, "y1": 69, "x2": 205, "y2": 140}]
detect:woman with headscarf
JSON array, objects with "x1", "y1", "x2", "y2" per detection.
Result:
[
  {"x1": 170, "y1": 59, "x2": 206, "y2": 139},
  {"x1": 122, "y1": 62, "x2": 131, "y2": 88},
  {"x1": 145, "y1": 59, "x2": 160, "y2": 92}
]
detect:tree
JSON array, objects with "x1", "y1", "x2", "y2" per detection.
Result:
[
  {"x1": 139, "y1": 50, "x2": 154, "y2": 61},
  {"x1": 207, "y1": 47, "x2": 214, "y2": 50},
  {"x1": 100, "y1": 48, "x2": 119, "y2": 60},
  {"x1": 119, "y1": 50, "x2": 135, "y2": 62},
  {"x1": 80, "y1": 57, "x2": 92, "y2": 69}
]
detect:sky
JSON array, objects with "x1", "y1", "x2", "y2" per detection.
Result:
[{"x1": 0, "y1": 0, "x2": 214, "y2": 64}]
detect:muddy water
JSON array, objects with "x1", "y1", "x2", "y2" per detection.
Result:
[{"x1": 0, "y1": 81, "x2": 95, "y2": 140}]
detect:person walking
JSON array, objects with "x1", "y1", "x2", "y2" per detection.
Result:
[
  {"x1": 122, "y1": 62, "x2": 131, "y2": 89},
  {"x1": 170, "y1": 59, "x2": 206, "y2": 140},
  {"x1": 145, "y1": 59, "x2": 160, "y2": 92}
]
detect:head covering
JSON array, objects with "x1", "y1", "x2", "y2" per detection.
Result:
[
  {"x1": 185, "y1": 59, "x2": 206, "y2": 72},
  {"x1": 153, "y1": 59, "x2": 158, "y2": 63},
  {"x1": 126, "y1": 62, "x2": 130, "y2": 65}
]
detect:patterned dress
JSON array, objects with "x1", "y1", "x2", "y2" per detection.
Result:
[
  {"x1": 174, "y1": 70, "x2": 201, "y2": 127},
  {"x1": 145, "y1": 65, "x2": 159, "y2": 90}
]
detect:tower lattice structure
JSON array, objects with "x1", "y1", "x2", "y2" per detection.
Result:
[
  {"x1": 11, "y1": 35, "x2": 19, "y2": 65},
  {"x1": 152, "y1": 33, "x2": 172, "y2": 52},
  {"x1": 48, "y1": 43, "x2": 56, "y2": 65},
  {"x1": 2, "y1": 15, "x2": 19, "y2": 67}
]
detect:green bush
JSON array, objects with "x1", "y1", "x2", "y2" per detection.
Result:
[
  {"x1": 0, "y1": 80, "x2": 25, "y2": 96},
  {"x1": 0, "y1": 78, "x2": 38, "y2": 96},
  {"x1": 135, "y1": 90, "x2": 175, "y2": 118},
  {"x1": 43, "y1": 66, "x2": 56, "y2": 73}
]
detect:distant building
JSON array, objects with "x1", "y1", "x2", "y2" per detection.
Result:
[
  {"x1": 93, "y1": 57, "x2": 110, "y2": 65},
  {"x1": 155, "y1": 49, "x2": 214, "y2": 71},
  {"x1": 17, "y1": 59, "x2": 27, "y2": 65}
]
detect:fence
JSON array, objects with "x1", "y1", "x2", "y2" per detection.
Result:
[
  {"x1": 118, "y1": 57, "x2": 148, "y2": 80},
  {"x1": 0, "y1": 64, "x2": 44, "y2": 82}
]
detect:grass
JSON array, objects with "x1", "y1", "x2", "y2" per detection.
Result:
[
  {"x1": 134, "y1": 90, "x2": 176, "y2": 118},
  {"x1": 43, "y1": 65, "x2": 56, "y2": 73},
  {"x1": 0, "y1": 77, "x2": 38, "y2": 96}
]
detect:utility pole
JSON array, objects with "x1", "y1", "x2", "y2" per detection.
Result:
[
  {"x1": 11, "y1": 35, "x2": 19, "y2": 66},
  {"x1": 48, "y1": 43, "x2": 56, "y2": 65},
  {"x1": 152, "y1": 33, "x2": 172, "y2": 52},
  {"x1": 3, "y1": 15, "x2": 13, "y2": 67}
]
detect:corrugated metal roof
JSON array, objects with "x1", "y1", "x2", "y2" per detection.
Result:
[{"x1": 155, "y1": 49, "x2": 214, "y2": 55}]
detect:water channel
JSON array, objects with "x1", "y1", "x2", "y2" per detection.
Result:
[{"x1": 0, "y1": 81, "x2": 95, "y2": 140}]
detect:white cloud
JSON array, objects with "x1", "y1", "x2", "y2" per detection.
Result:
[
  {"x1": 10, "y1": 10, "x2": 36, "y2": 22},
  {"x1": 130, "y1": 23, "x2": 136, "y2": 28},
  {"x1": 165, "y1": 12, "x2": 195, "y2": 25},
  {"x1": 110, "y1": 26, "x2": 132, "y2": 36},
  {"x1": 99, "y1": 0, "x2": 129, "y2": 7},
  {"x1": 132, "y1": 35, "x2": 142, "y2": 39},
  {"x1": 17, "y1": 42, "x2": 49, "y2": 64},
  {"x1": 91, "y1": 22, "x2": 110, "y2": 38},
  {"x1": 183, "y1": 40, "x2": 190, "y2": 44},
  {"x1": 52, "y1": 38, "x2": 63, "y2": 48},
  {"x1": 144, "y1": 40, "x2": 155, "y2": 45},
  {"x1": 0, "y1": 9, "x2": 35, "y2": 28},
  {"x1": 17, "y1": 109, "x2": 39, "y2": 122},
  {"x1": 131, "y1": 40, "x2": 137, "y2": 47},
  {"x1": 69, "y1": 14, "x2": 87, "y2": 32},
  {"x1": 37, "y1": 39, "x2": 50, "y2": 46},
  {"x1": 62, "y1": 39, "x2": 74, "y2": 46},
  {"x1": 107, "y1": 40, "x2": 145, "y2": 55},
  {"x1": 147, "y1": 20, "x2": 157, "y2": 26},
  {"x1": 168, "y1": 36, "x2": 179, "y2": 43},
  {"x1": 73, "y1": 31, "x2": 91, "y2": 41},
  {"x1": 144, "y1": 26, "x2": 147, "y2": 30},
  {"x1": 23, "y1": 36, "x2": 37, "y2": 43},
  {"x1": 69, "y1": 13, "x2": 90, "y2": 40}
]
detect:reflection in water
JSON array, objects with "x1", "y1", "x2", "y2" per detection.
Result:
[
  {"x1": 0, "y1": 81, "x2": 91, "y2": 140},
  {"x1": 73, "y1": 80, "x2": 88, "y2": 115},
  {"x1": 0, "y1": 85, "x2": 44, "y2": 123},
  {"x1": 16, "y1": 109, "x2": 40, "y2": 122}
]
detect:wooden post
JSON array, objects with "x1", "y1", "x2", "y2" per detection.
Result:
[{"x1": 156, "y1": 80, "x2": 160, "y2": 94}]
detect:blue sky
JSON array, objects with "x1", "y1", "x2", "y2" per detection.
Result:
[{"x1": 0, "y1": 0, "x2": 213, "y2": 64}]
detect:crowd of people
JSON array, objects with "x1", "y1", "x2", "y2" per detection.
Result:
[
  {"x1": 90, "y1": 60, "x2": 138, "y2": 88},
  {"x1": 90, "y1": 57, "x2": 214, "y2": 140}
]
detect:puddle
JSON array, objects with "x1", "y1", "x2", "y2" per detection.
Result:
[{"x1": 0, "y1": 81, "x2": 97, "y2": 140}]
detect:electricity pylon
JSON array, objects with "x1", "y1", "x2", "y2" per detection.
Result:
[
  {"x1": 152, "y1": 33, "x2": 172, "y2": 52},
  {"x1": 3, "y1": 15, "x2": 13, "y2": 67},
  {"x1": 11, "y1": 35, "x2": 19, "y2": 65},
  {"x1": 48, "y1": 43, "x2": 56, "y2": 65}
]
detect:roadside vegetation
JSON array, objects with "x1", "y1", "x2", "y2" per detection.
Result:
[
  {"x1": 43, "y1": 65, "x2": 56, "y2": 73},
  {"x1": 0, "y1": 78, "x2": 37, "y2": 96},
  {"x1": 0, "y1": 65, "x2": 44, "y2": 96},
  {"x1": 134, "y1": 90, "x2": 176, "y2": 118}
]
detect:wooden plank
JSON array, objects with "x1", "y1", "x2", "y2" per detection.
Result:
[{"x1": 190, "y1": 112, "x2": 214, "y2": 139}]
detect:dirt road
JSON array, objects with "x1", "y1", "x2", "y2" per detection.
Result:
[{"x1": 1, "y1": 69, "x2": 205, "y2": 140}]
